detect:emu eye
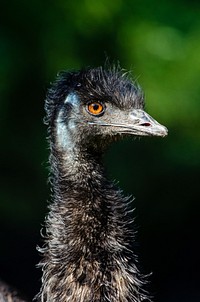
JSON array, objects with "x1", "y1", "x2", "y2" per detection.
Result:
[{"x1": 87, "y1": 102, "x2": 104, "y2": 116}]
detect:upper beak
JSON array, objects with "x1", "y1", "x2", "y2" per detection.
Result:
[{"x1": 125, "y1": 109, "x2": 168, "y2": 137}]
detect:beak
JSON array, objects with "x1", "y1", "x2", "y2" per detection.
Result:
[
  {"x1": 88, "y1": 109, "x2": 168, "y2": 137},
  {"x1": 124, "y1": 109, "x2": 168, "y2": 137}
]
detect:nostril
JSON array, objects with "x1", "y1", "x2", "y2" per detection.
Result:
[{"x1": 140, "y1": 122, "x2": 151, "y2": 127}]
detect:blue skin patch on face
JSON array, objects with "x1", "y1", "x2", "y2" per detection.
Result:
[
  {"x1": 56, "y1": 93, "x2": 80, "y2": 150},
  {"x1": 64, "y1": 93, "x2": 79, "y2": 105}
]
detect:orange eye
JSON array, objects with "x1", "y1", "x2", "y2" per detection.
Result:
[{"x1": 87, "y1": 102, "x2": 104, "y2": 116}]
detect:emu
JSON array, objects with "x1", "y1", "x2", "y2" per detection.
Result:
[
  {"x1": 36, "y1": 66, "x2": 167, "y2": 302},
  {"x1": 0, "y1": 66, "x2": 167, "y2": 302}
]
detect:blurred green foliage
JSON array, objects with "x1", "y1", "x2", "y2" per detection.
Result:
[{"x1": 0, "y1": 0, "x2": 200, "y2": 301}]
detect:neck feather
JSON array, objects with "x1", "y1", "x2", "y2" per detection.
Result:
[{"x1": 38, "y1": 133, "x2": 148, "y2": 302}]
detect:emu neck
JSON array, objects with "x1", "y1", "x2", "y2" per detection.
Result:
[
  {"x1": 51, "y1": 142, "x2": 106, "y2": 195},
  {"x1": 39, "y1": 135, "x2": 146, "y2": 302},
  {"x1": 50, "y1": 143, "x2": 112, "y2": 244}
]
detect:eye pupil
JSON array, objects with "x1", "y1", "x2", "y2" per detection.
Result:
[
  {"x1": 87, "y1": 102, "x2": 104, "y2": 116},
  {"x1": 93, "y1": 104, "x2": 99, "y2": 111}
]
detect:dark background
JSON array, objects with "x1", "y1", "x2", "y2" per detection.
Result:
[{"x1": 0, "y1": 0, "x2": 200, "y2": 301}]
